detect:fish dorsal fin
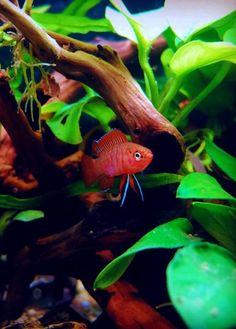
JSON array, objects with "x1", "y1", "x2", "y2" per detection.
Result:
[{"x1": 92, "y1": 129, "x2": 128, "y2": 156}]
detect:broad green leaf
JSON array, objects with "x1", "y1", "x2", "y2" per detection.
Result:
[
  {"x1": 167, "y1": 242, "x2": 236, "y2": 329},
  {"x1": 212, "y1": 10, "x2": 236, "y2": 40},
  {"x1": 223, "y1": 28, "x2": 236, "y2": 45},
  {"x1": 191, "y1": 202, "x2": 236, "y2": 253},
  {"x1": 106, "y1": 1, "x2": 168, "y2": 43},
  {"x1": 63, "y1": 0, "x2": 101, "y2": 16},
  {"x1": 205, "y1": 139, "x2": 236, "y2": 181},
  {"x1": 13, "y1": 210, "x2": 45, "y2": 222},
  {"x1": 94, "y1": 218, "x2": 198, "y2": 289},
  {"x1": 46, "y1": 99, "x2": 88, "y2": 144},
  {"x1": 170, "y1": 40, "x2": 236, "y2": 76},
  {"x1": 160, "y1": 48, "x2": 175, "y2": 77},
  {"x1": 82, "y1": 96, "x2": 116, "y2": 131},
  {"x1": 32, "y1": 13, "x2": 113, "y2": 35},
  {"x1": 176, "y1": 173, "x2": 235, "y2": 201},
  {"x1": 164, "y1": 0, "x2": 236, "y2": 40}
]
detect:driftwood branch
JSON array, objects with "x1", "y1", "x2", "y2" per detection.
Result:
[
  {"x1": 0, "y1": 2, "x2": 185, "y2": 326},
  {"x1": 0, "y1": 72, "x2": 66, "y2": 188},
  {"x1": 0, "y1": 0, "x2": 185, "y2": 172}
]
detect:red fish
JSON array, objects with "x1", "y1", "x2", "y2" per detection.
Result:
[{"x1": 81, "y1": 129, "x2": 153, "y2": 205}]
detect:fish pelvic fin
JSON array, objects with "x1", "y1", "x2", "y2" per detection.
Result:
[
  {"x1": 81, "y1": 154, "x2": 97, "y2": 186},
  {"x1": 119, "y1": 174, "x2": 144, "y2": 207},
  {"x1": 120, "y1": 174, "x2": 130, "y2": 207},
  {"x1": 130, "y1": 174, "x2": 144, "y2": 202}
]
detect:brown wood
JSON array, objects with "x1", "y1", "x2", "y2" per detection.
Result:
[
  {"x1": 0, "y1": 0, "x2": 185, "y2": 173},
  {"x1": 102, "y1": 280, "x2": 175, "y2": 329},
  {"x1": 0, "y1": 72, "x2": 66, "y2": 189}
]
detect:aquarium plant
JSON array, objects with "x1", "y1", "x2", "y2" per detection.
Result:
[{"x1": 0, "y1": 0, "x2": 235, "y2": 328}]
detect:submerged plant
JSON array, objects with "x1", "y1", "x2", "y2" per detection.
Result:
[{"x1": 0, "y1": 0, "x2": 235, "y2": 327}]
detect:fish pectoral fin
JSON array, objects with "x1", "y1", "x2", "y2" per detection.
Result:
[
  {"x1": 130, "y1": 174, "x2": 144, "y2": 202},
  {"x1": 98, "y1": 175, "x2": 114, "y2": 190}
]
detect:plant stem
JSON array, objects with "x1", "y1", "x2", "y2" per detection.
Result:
[
  {"x1": 109, "y1": 0, "x2": 159, "y2": 107},
  {"x1": 138, "y1": 43, "x2": 159, "y2": 108},
  {"x1": 23, "y1": 0, "x2": 33, "y2": 13},
  {"x1": 158, "y1": 76, "x2": 183, "y2": 114},
  {"x1": 172, "y1": 62, "x2": 231, "y2": 127}
]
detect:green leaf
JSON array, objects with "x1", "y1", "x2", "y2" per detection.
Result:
[
  {"x1": 63, "y1": 0, "x2": 101, "y2": 16},
  {"x1": 41, "y1": 101, "x2": 65, "y2": 114},
  {"x1": 170, "y1": 40, "x2": 236, "y2": 76},
  {"x1": 32, "y1": 13, "x2": 113, "y2": 35},
  {"x1": 94, "y1": 218, "x2": 198, "y2": 289},
  {"x1": 0, "y1": 180, "x2": 95, "y2": 210},
  {"x1": 205, "y1": 139, "x2": 236, "y2": 181},
  {"x1": 0, "y1": 210, "x2": 17, "y2": 236},
  {"x1": 0, "y1": 174, "x2": 181, "y2": 210},
  {"x1": 106, "y1": 1, "x2": 168, "y2": 43},
  {"x1": 46, "y1": 100, "x2": 86, "y2": 145},
  {"x1": 160, "y1": 48, "x2": 175, "y2": 77},
  {"x1": 82, "y1": 96, "x2": 116, "y2": 131},
  {"x1": 164, "y1": 0, "x2": 236, "y2": 40},
  {"x1": 167, "y1": 242, "x2": 236, "y2": 329},
  {"x1": 212, "y1": 11, "x2": 236, "y2": 41},
  {"x1": 223, "y1": 28, "x2": 236, "y2": 45},
  {"x1": 13, "y1": 210, "x2": 45, "y2": 222},
  {"x1": 191, "y1": 202, "x2": 236, "y2": 253},
  {"x1": 176, "y1": 173, "x2": 235, "y2": 201},
  {"x1": 138, "y1": 173, "x2": 182, "y2": 189},
  {"x1": 106, "y1": 0, "x2": 162, "y2": 107},
  {"x1": 31, "y1": 5, "x2": 51, "y2": 14}
]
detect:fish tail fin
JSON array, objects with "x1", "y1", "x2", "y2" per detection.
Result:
[{"x1": 81, "y1": 154, "x2": 97, "y2": 186}]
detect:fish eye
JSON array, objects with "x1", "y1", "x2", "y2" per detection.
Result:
[{"x1": 134, "y1": 151, "x2": 142, "y2": 161}]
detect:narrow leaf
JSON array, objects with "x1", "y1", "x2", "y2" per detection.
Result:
[
  {"x1": 33, "y1": 13, "x2": 113, "y2": 35},
  {"x1": 176, "y1": 173, "x2": 235, "y2": 201},
  {"x1": 63, "y1": 0, "x2": 101, "y2": 16},
  {"x1": 13, "y1": 210, "x2": 45, "y2": 222},
  {"x1": 167, "y1": 242, "x2": 236, "y2": 329},
  {"x1": 0, "y1": 174, "x2": 182, "y2": 210},
  {"x1": 31, "y1": 5, "x2": 51, "y2": 14},
  {"x1": 0, "y1": 210, "x2": 17, "y2": 236},
  {"x1": 205, "y1": 139, "x2": 236, "y2": 181},
  {"x1": 170, "y1": 40, "x2": 236, "y2": 76},
  {"x1": 138, "y1": 173, "x2": 182, "y2": 189},
  {"x1": 94, "y1": 218, "x2": 198, "y2": 289}
]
